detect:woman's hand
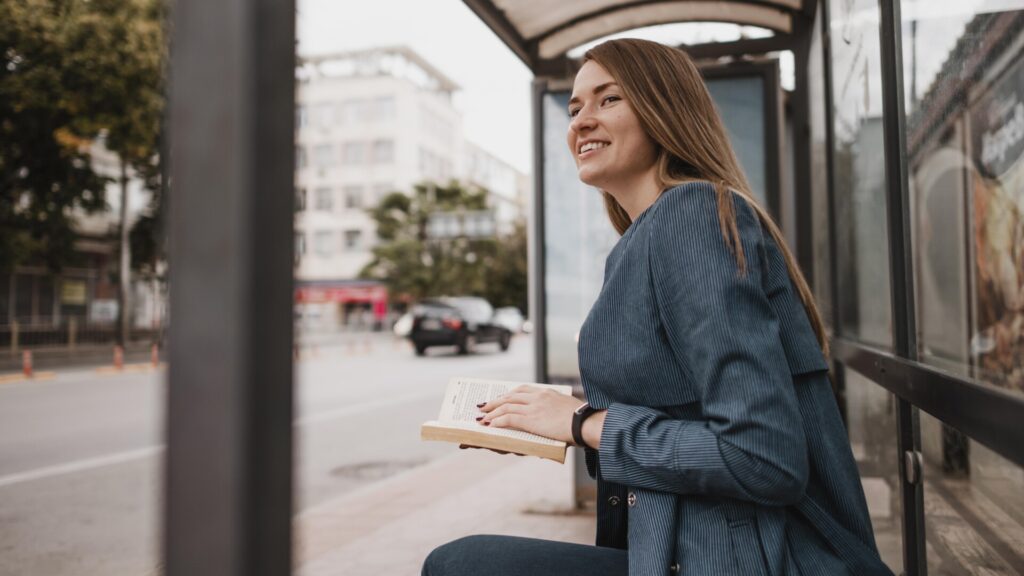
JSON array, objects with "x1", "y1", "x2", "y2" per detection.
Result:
[{"x1": 477, "y1": 385, "x2": 586, "y2": 444}]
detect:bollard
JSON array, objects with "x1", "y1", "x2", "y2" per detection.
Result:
[
  {"x1": 22, "y1": 350, "x2": 33, "y2": 378},
  {"x1": 151, "y1": 343, "x2": 159, "y2": 367},
  {"x1": 114, "y1": 345, "x2": 124, "y2": 371},
  {"x1": 68, "y1": 318, "x2": 77, "y2": 349}
]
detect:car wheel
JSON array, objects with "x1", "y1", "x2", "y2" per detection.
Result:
[
  {"x1": 457, "y1": 333, "x2": 475, "y2": 355},
  {"x1": 499, "y1": 331, "x2": 511, "y2": 351},
  {"x1": 414, "y1": 343, "x2": 427, "y2": 356}
]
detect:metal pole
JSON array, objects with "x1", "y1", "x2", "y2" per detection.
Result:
[
  {"x1": 164, "y1": 0, "x2": 296, "y2": 574},
  {"x1": 877, "y1": 0, "x2": 925, "y2": 573}
]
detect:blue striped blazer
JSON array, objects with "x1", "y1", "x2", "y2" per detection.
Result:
[{"x1": 578, "y1": 181, "x2": 893, "y2": 576}]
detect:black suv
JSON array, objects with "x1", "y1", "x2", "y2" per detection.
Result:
[{"x1": 409, "y1": 297, "x2": 512, "y2": 356}]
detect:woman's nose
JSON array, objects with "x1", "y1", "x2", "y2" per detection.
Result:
[{"x1": 570, "y1": 108, "x2": 596, "y2": 133}]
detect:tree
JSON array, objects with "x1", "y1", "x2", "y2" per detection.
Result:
[
  {"x1": 0, "y1": 0, "x2": 109, "y2": 272},
  {"x1": 65, "y1": 0, "x2": 167, "y2": 344},
  {"x1": 360, "y1": 180, "x2": 527, "y2": 313},
  {"x1": 484, "y1": 219, "x2": 528, "y2": 315},
  {"x1": 1, "y1": 0, "x2": 167, "y2": 342}
]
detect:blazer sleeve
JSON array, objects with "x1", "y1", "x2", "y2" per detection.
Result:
[{"x1": 596, "y1": 183, "x2": 809, "y2": 506}]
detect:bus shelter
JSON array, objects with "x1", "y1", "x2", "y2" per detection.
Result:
[{"x1": 164, "y1": 1, "x2": 1024, "y2": 575}]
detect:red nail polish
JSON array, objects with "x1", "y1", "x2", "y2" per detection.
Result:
[
  {"x1": 475, "y1": 416, "x2": 483, "y2": 421},
  {"x1": 483, "y1": 421, "x2": 490, "y2": 426},
  {"x1": 476, "y1": 402, "x2": 486, "y2": 408}
]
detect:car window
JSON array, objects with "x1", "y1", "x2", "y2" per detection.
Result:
[{"x1": 445, "y1": 298, "x2": 493, "y2": 322}]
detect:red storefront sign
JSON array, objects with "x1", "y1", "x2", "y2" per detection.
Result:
[{"x1": 294, "y1": 284, "x2": 388, "y2": 304}]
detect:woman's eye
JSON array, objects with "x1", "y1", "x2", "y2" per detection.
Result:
[
  {"x1": 602, "y1": 95, "x2": 620, "y2": 105},
  {"x1": 568, "y1": 108, "x2": 580, "y2": 118}
]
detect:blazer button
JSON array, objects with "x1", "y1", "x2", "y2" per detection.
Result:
[
  {"x1": 669, "y1": 562, "x2": 680, "y2": 573},
  {"x1": 627, "y1": 491, "x2": 637, "y2": 507},
  {"x1": 607, "y1": 495, "x2": 620, "y2": 506}
]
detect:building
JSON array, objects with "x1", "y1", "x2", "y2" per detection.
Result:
[{"x1": 293, "y1": 46, "x2": 528, "y2": 328}]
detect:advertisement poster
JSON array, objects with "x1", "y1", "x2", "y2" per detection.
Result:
[{"x1": 970, "y1": 53, "x2": 1024, "y2": 394}]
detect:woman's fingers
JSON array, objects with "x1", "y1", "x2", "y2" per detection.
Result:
[
  {"x1": 479, "y1": 391, "x2": 538, "y2": 412},
  {"x1": 486, "y1": 412, "x2": 523, "y2": 429},
  {"x1": 480, "y1": 402, "x2": 526, "y2": 423}
]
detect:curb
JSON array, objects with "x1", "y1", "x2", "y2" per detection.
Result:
[{"x1": 0, "y1": 372, "x2": 57, "y2": 385}]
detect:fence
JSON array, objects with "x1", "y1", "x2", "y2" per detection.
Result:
[{"x1": 0, "y1": 316, "x2": 164, "y2": 352}]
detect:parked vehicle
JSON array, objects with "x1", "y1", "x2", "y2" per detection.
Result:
[
  {"x1": 392, "y1": 312, "x2": 414, "y2": 337},
  {"x1": 409, "y1": 297, "x2": 512, "y2": 356},
  {"x1": 492, "y1": 306, "x2": 526, "y2": 333}
]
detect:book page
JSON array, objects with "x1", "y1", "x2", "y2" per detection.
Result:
[{"x1": 437, "y1": 378, "x2": 571, "y2": 446}]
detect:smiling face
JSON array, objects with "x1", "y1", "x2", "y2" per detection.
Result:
[{"x1": 567, "y1": 60, "x2": 660, "y2": 195}]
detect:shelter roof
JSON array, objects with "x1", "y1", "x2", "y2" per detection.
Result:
[{"x1": 463, "y1": 0, "x2": 809, "y2": 75}]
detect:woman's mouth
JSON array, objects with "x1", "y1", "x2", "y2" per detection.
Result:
[{"x1": 578, "y1": 141, "x2": 609, "y2": 159}]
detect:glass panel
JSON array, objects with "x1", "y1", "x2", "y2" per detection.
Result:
[
  {"x1": 706, "y1": 75, "x2": 768, "y2": 207},
  {"x1": 919, "y1": 411, "x2": 1024, "y2": 574},
  {"x1": 903, "y1": 1, "x2": 1024, "y2": 396},
  {"x1": 843, "y1": 366, "x2": 904, "y2": 570},
  {"x1": 541, "y1": 90, "x2": 619, "y2": 381},
  {"x1": 827, "y1": 0, "x2": 894, "y2": 348}
]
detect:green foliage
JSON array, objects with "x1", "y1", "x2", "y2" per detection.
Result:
[
  {"x1": 360, "y1": 180, "x2": 527, "y2": 313},
  {"x1": 0, "y1": 0, "x2": 167, "y2": 272}
]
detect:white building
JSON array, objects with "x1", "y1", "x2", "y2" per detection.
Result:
[{"x1": 293, "y1": 46, "x2": 528, "y2": 282}]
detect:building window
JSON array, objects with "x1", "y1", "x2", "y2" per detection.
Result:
[
  {"x1": 314, "y1": 187, "x2": 333, "y2": 211},
  {"x1": 313, "y1": 231, "x2": 334, "y2": 256},
  {"x1": 313, "y1": 144, "x2": 335, "y2": 167},
  {"x1": 343, "y1": 186, "x2": 363, "y2": 209},
  {"x1": 311, "y1": 102, "x2": 334, "y2": 128},
  {"x1": 295, "y1": 187, "x2": 306, "y2": 212},
  {"x1": 372, "y1": 139, "x2": 394, "y2": 164},
  {"x1": 296, "y1": 145, "x2": 307, "y2": 169},
  {"x1": 340, "y1": 99, "x2": 363, "y2": 124},
  {"x1": 295, "y1": 105, "x2": 308, "y2": 129},
  {"x1": 294, "y1": 232, "x2": 305, "y2": 261},
  {"x1": 373, "y1": 96, "x2": 396, "y2": 121},
  {"x1": 342, "y1": 142, "x2": 367, "y2": 165},
  {"x1": 343, "y1": 229, "x2": 362, "y2": 250}
]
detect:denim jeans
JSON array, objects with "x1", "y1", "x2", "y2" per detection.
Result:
[{"x1": 422, "y1": 535, "x2": 628, "y2": 576}]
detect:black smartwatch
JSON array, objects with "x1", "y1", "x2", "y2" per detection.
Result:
[{"x1": 571, "y1": 402, "x2": 599, "y2": 449}]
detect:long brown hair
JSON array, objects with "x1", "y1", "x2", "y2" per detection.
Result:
[{"x1": 582, "y1": 38, "x2": 829, "y2": 358}]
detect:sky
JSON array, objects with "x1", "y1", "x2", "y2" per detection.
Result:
[{"x1": 296, "y1": 0, "x2": 535, "y2": 174}]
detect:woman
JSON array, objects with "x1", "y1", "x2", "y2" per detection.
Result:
[{"x1": 422, "y1": 38, "x2": 892, "y2": 576}]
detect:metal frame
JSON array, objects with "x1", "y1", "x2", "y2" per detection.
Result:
[
  {"x1": 164, "y1": 0, "x2": 296, "y2": 574},
  {"x1": 701, "y1": 60, "x2": 785, "y2": 222},
  {"x1": 684, "y1": 33, "x2": 795, "y2": 60},
  {"x1": 876, "y1": 0, "x2": 926, "y2": 573},
  {"x1": 833, "y1": 339, "x2": 1024, "y2": 470},
  {"x1": 531, "y1": 77, "x2": 549, "y2": 388},
  {"x1": 789, "y1": 12, "x2": 815, "y2": 283}
]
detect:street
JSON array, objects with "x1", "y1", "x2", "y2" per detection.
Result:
[{"x1": 0, "y1": 332, "x2": 534, "y2": 576}]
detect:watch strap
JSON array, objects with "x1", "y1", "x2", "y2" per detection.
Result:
[{"x1": 572, "y1": 402, "x2": 598, "y2": 449}]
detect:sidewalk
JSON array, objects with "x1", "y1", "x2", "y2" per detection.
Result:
[{"x1": 296, "y1": 449, "x2": 596, "y2": 575}]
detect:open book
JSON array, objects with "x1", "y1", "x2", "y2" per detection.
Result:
[{"x1": 421, "y1": 377, "x2": 575, "y2": 464}]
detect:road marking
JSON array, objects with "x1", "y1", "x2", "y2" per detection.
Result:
[
  {"x1": 0, "y1": 446, "x2": 164, "y2": 489},
  {"x1": 0, "y1": 391, "x2": 440, "y2": 489}
]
